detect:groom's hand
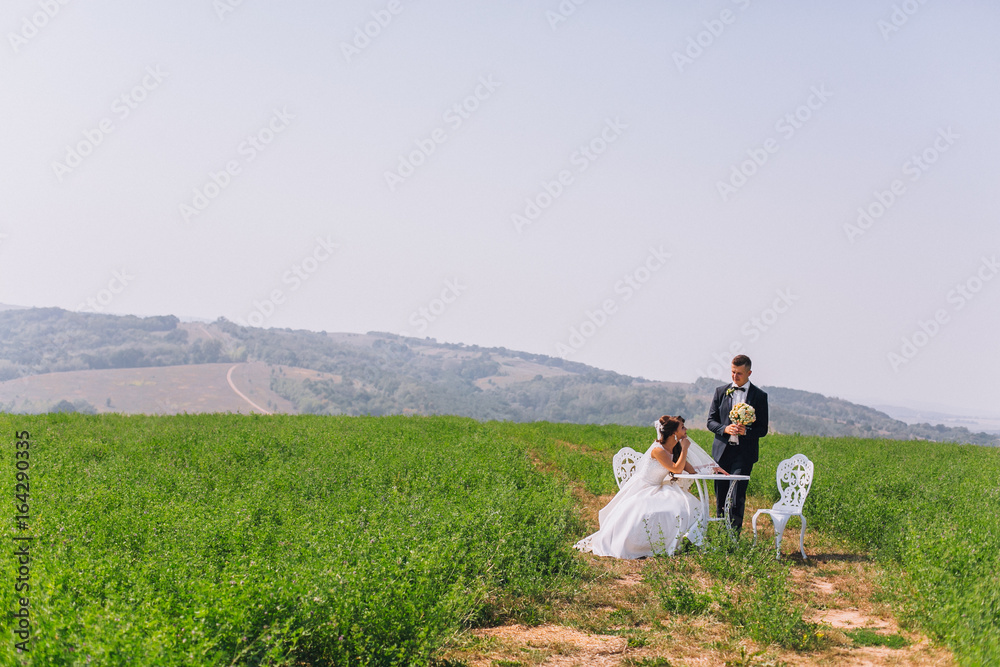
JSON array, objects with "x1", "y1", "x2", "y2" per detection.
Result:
[{"x1": 724, "y1": 424, "x2": 746, "y2": 436}]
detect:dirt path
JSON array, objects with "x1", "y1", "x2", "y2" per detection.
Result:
[
  {"x1": 226, "y1": 364, "x2": 272, "y2": 414},
  {"x1": 445, "y1": 481, "x2": 954, "y2": 666},
  {"x1": 450, "y1": 550, "x2": 952, "y2": 666}
]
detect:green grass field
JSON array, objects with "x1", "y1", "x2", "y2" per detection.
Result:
[
  {"x1": 504, "y1": 422, "x2": 1000, "y2": 665},
  {"x1": 0, "y1": 414, "x2": 580, "y2": 665},
  {"x1": 1, "y1": 414, "x2": 997, "y2": 665}
]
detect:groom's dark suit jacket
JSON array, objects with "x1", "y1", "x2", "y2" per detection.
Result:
[{"x1": 707, "y1": 383, "x2": 769, "y2": 466}]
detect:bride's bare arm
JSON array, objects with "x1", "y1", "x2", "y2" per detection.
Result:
[{"x1": 651, "y1": 440, "x2": 688, "y2": 474}]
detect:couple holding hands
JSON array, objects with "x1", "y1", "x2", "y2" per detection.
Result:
[{"x1": 575, "y1": 355, "x2": 769, "y2": 559}]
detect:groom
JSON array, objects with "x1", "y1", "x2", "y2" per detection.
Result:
[{"x1": 707, "y1": 354, "x2": 769, "y2": 533}]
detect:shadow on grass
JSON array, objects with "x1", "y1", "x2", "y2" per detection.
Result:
[{"x1": 806, "y1": 553, "x2": 873, "y2": 563}]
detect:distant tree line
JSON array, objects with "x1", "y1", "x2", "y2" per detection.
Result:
[
  {"x1": 1, "y1": 308, "x2": 995, "y2": 446},
  {"x1": 0, "y1": 308, "x2": 243, "y2": 380}
]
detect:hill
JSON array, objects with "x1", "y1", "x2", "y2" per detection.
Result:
[{"x1": 0, "y1": 307, "x2": 995, "y2": 446}]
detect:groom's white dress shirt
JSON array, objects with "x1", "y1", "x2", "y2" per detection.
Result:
[{"x1": 729, "y1": 383, "x2": 747, "y2": 444}]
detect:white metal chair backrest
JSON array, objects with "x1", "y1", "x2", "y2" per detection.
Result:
[
  {"x1": 612, "y1": 446, "x2": 642, "y2": 488},
  {"x1": 773, "y1": 454, "x2": 813, "y2": 511}
]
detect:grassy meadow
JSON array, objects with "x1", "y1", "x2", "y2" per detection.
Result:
[
  {"x1": 0, "y1": 413, "x2": 997, "y2": 665},
  {"x1": 497, "y1": 422, "x2": 1000, "y2": 665},
  {"x1": 0, "y1": 414, "x2": 580, "y2": 665}
]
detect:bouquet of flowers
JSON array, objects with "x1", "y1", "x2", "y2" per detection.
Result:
[{"x1": 728, "y1": 402, "x2": 755, "y2": 444}]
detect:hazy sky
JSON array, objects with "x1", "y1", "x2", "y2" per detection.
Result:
[{"x1": 3, "y1": 1, "x2": 998, "y2": 417}]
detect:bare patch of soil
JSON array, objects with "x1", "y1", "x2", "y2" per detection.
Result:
[{"x1": 467, "y1": 625, "x2": 627, "y2": 667}]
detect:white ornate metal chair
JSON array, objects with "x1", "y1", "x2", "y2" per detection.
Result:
[
  {"x1": 612, "y1": 446, "x2": 642, "y2": 488},
  {"x1": 752, "y1": 454, "x2": 813, "y2": 559}
]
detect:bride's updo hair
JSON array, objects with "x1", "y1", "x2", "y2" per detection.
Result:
[
  {"x1": 656, "y1": 415, "x2": 685, "y2": 443},
  {"x1": 656, "y1": 415, "x2": 686, "y2": 461}
]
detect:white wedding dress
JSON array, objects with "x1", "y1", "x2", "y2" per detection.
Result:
[{"x1": 574, "y1": 440, "x2": 717, "y2": 559}]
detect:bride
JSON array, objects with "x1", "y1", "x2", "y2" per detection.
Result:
[{"x1": 574, "y1": 415, "x2": 726, "y2": 559}]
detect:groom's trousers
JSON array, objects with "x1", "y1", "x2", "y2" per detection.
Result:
[{"x1": 714, "y1": 450, "x2": 754, "y2": 533}]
